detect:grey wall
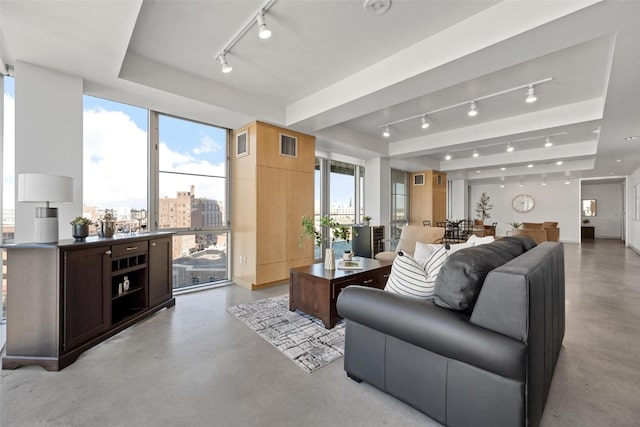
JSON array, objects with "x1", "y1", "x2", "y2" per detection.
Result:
[{"x1": 581, "y1": 181, "x2": 624, "y2": 239}]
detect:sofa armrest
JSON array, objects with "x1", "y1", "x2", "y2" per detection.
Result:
[{"x1": 337, "y1": 286, "x2": 525, "y2": 381}]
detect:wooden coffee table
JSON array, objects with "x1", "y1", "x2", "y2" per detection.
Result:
[{"x1": 289, "y1": 258, "x2": 392, "y2": 329}]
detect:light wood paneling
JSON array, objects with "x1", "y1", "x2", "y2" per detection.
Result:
[
  {"x1": 409, "y1": 170, "x2": 447, "y2": 225},
  {"x1": 231, "y1": 121, "x2": 315, "y2": 289}
]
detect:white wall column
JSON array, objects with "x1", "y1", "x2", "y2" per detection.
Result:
[
  {"x1": 364, "y1": 157, "x2": 390, "y2": 238},
  {"x1": 448, "y1": 178, "x2": 468, "y2": 219},
  {"x1": 14, "y1": 62, "x2": 83, "y2": 243}
]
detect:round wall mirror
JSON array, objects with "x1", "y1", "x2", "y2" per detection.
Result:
[{"x1": 512, "y1": 194, "x2": 535, "y2": 213}]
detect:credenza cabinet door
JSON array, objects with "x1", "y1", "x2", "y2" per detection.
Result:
[
  {"x1": 148, "y1": 237, "x2": 172, "y2": 307},
  {"x1": 62, "y1": 246, "x2": 111, "y2": 352}
]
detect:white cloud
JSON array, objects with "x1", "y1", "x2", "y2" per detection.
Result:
[{"x1": 192, "y1": 135, "x2": 222, "y2": 155}]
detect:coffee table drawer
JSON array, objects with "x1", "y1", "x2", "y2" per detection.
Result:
[{"x1": 331, "y1": 268, "x2": 390, "y2": 300}]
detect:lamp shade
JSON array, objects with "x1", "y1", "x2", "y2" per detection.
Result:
[{"x1": 18, "y1": 173, "x2": 73, "y2": 203}]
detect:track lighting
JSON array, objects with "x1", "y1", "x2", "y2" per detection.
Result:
[
  {"x1": 527, "y1": 164, "x2": 533, "y2": 168},
  {"x1": 506, "y1": 143, "x2": 514, "y2": 152},
  {"x1": 525, "y1": 85, "x2": 537, "y2": 103},
  {"x1": 218, "y1": 53, "x2": 232, "y2": 73},
  {"x1": 545, "y1": 137, "x2": 553, "y2": 147},
  {"x1": 421, "y1": 115, "x2": 430, "y2": 129},
  {"x1": 445, "y1": 153, "x2": 452, "y2": 161},
  {"x1": 556, "y1": 161, "x2": 563, "y2": 165},
  {"x1": 382, "y1": 125, "x2": 390, "y2": 138},
  {"x1": 472, "y1": 149, "x2": 479, "y2": 158},
  {"x1": 468, "y1": 101, "x2": 478, "y2": 117},
  {"x1": 256, "y1": 12, "x2": 272, "y2": 39}
]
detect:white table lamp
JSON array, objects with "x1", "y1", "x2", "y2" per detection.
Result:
[{"x1": 18, "y1": 173, "x2": 74, "y2": 243}]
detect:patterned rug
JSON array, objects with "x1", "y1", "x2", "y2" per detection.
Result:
[{"x1": 226, "y1": 295, "x2": 345, "y2": 373}]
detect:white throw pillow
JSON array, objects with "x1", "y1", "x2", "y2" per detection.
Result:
[
  {"x1": 466, "y1": 234, "x2": 495, "y2": 247},
  {"x1": 385, "y1": 251, "x2": 433, "y2": 299},
  {"x1": 423, "y1": 245, "x2": 449, "y2": 292},
  {"x1": 414, "y1": 241, "x2": 470, "y2": 265}
]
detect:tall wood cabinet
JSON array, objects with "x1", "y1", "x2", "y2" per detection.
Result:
[
  {"x1": 409, "y1": 170, "x2": 447, "y2": 225},
  {"x1": 231, "y1": 121, "x2": 315, "y2": 289},
  {"x1": 2, "y1": 232, "x2": 175, "y2": 371}
]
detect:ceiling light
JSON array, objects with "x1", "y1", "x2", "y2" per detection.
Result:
[
  {"x1": 364, "y1": 0, "x2": 392, "y2": 15},
  {"x1": 544, "y1": 137, "x2": 553, "y2": 147},
  {"x1": 615, "y1": 159, "x2": 622, "y2": 163},
  {"x1": 527, "y1": 164, "x2": 533, "y2": 168},
  {"x1": 421, "y1": 115, "x2": 430, "y2": 129},
  {"x1": 541, "y1": 182, "x2": 547, "y2": 186},
  {"x1": 500, "y1": 184, "x2": 505, "y2": 188},
  {"x1": 382, "y1": 125, "x2": 390, "y2": 138},
  {"x1": 556, "y1": 161, "x2": 563, "y2": 165},
  {"x1": 565, "y1": 181, "x2": 571, "y2": 185},
  {"x1": 506, "y1": 143, "x2": 514, "y2": 152},
  {"x1": 468, "y1": 101, "x2": 478, "y2": 117},
  {"x1": 218, "y1": 53, "x2": 233, "y2": 73},
  {"x1": 519, "y1": 182, "x2": 524, "y2": 188},
  {"x1": 445, "y1": 153, "x2": 452, "y2": 161},
  {"x1": 525, "y1": 85, "x2": 537, "y2": 103},
  {"x1": 476, "y1": 170, "x2": 481, "y2": 174},
  {"x1": 625, "y1": 135, "x2": 640, "y2": 140},
  {"x1": 256, "y1": 12, "x2": 272, "y2": 39},
  {"x1": 472, "y1": 149, "x2": 479, "y2": 158},
  {"x1": 500, "y1": 167, "x2": 506, "y2": 171}
]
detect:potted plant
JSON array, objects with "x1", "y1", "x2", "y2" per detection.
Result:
[
  {"x1": 363, "y1": 215, "x2": 372, "y2": 226},
  {"x1": 70, "y1": 216, "x2": 93, "y2": 241},
  {"x1": 475, "y1": 192, "x2": 493, "y2": 222},
  {"x1": 300, "y1": 215, "x2": 351, "y2": 270},
  {"x1": 582, "y1": 219, "x2": 590, "y2": 225},
  {"x1": 508, "y1": 221, "x2": 522, "y2": 230}
]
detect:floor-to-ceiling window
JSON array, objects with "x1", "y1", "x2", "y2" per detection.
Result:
[
  {"x1": 83, "y1": 96, "x2": 230, "y2": 292},
  {"x1": 156, "y1": 113, "x2": 229, "y2": 289},
  {"x1": 390, "y1": 169, "x2": 410, "y2": 250},
  {"x1": 314, "y1": 157, "x2": 364, "y2": 258},
  {"x1": 2, "y1": 76, "x2": 15, "y2": 335}
]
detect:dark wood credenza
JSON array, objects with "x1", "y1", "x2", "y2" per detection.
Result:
[
  {"x1": 581, "y1": 226, "x2": 595, "y2": 239},
  {"x1": 2, "y1": 232, "x2": 175, "y2": 371}
]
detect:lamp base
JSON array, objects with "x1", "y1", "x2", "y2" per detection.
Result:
[{"x1": 35, "y1": 207, "x2": 59, "y2": 243}]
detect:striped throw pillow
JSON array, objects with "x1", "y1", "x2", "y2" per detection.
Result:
[{"x1": 385, "y1": 247, "x2": 449, "y2": 300}]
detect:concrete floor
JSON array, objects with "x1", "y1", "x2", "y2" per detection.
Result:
[{"x1": 1, "y1": 240, "x2": 639, "y2": 426}]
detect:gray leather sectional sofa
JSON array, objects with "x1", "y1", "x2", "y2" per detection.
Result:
[{"x1": 336, "y1": 237, "x2": 565, "y2": 427}]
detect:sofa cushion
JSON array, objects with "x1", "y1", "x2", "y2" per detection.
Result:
[
  {"x1": 434, "y1": 238, "x2": 528, "y2": 311},
  {"x1": 385, "y1": 247, "x2": 448, "y2": 300},
  {"x1": 414, "y1": 241, "x2": 470, "y2": 265}
]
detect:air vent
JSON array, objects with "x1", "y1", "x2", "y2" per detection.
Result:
[
  {"x1": 413, "y1": 173, "x2": 425, "y2": 186},
  {"x1": 236, "y1": 131, "x2": 248, "y2": 157},
  {"x1": 280, "y1": 134, "x2": 297, "y2": 158}
]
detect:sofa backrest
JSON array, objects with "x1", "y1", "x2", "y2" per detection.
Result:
[
  {"x1": 469, "y1": 241, "x2": 565, "y2": 427},
  {"x1": 396, "y1": 225, "x2": 445, "y2": 255}
]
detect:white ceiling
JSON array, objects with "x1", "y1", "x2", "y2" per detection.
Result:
[{"x1": 1, "y1": 0, "x2": 640, "y2": 185}]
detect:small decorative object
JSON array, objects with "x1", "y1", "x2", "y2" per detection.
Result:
[
  {"x1": 343, "y1": 250, "x2": 354, "y2": 261},
  {"x1": 96, "y1": 210, "x2": 117, "y2": 238},
  {"x1": 325, "y1": 249, "x2": 335, "y2": 270},
  {"x1": 118, "y1": 282, "x2": 124, "y2": 296},
  {"x1": 70, "y1": 216, "x2": 93, "y2": 241},
  {"x1": 582, "y1": 218, "x2": 590, "y2": 225},
  {"x1": 363, "y1": 215, "x2": 372, "y2": 226},
  {"x1": 476, "y1": 192, "x2": 494, "y2": 219},
  {"x1": 123, "y1": 276, "x2": 130, "y2": 292},
  {"x1": 508, "y1": 221, "x2": 522, "y2": 230},
  {"x1": 338, "y1": 258, "x2": 363, "y2": 270},
  {"x1": 299, "y1": 215, "x2": 351, "y2": 270}
]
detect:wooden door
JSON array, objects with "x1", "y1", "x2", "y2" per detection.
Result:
[{"x1": 148, "y1": 237, "x2": 173, "y2": 307}]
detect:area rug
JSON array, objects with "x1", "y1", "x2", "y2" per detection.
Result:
[{"x1": 226, "y1": 295, "x2": 345, "y2": 373}]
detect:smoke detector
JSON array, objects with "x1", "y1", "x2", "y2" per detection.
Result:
[{"x1": 364, "y1": 0, "x2": 392, "y2": 15}]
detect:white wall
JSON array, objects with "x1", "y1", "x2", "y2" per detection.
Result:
[
  {"x1": 364, "y1": 157, "x2": 391, "y2": 239},
  {"x1": 628, "y1": 166, "x2": 640, "y2": 253},
  {"x1": 581, "y1": 182, "x2": 624, "y2": 239},
  {"x1": 15, "y1": 62, "x2": 83, "y2": 243},
  {"x1": 448, "y1": 178, "x2": 468, "y2": 219},
  {"x1": 470, "y1": 180, "x2": 580, "y2": 243}
]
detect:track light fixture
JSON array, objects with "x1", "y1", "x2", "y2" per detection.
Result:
[
  {"x1": 383, "y1": 125, "x2": 390, "y2": 138},
  {"x1": 421, "y1": 115, "x2": 430, "y2": 129},
  {"x1": 215, "y1": 0, "x2": 277, "y2": 73},
  {"x1": 472, "y1": 149, "x2": 479, "y2": 158},
  {"x1": 376, "y1": 77, "x2": 552, "y2": 134},
  {"x1": 218, "y1": 53, "x2": 233, "y2": 73},
  {"x1": 256, "y1": 12, "x2": 272, "y2": 39},
  {"x1": 525, "y1": 85, "x2": 537, "y2": 103},
  {"x1": 445, "y1": 153, "x2": 452, "y2": 161},
  {"x1": 468, "y1": 101, "x2": 478, "y2": 117},
  {"x1": 545, "y1": 137, "x2": 553, "y2": 147},
  {"x1": 506, "y1": 143, "x2": 514, "y2": 152}
]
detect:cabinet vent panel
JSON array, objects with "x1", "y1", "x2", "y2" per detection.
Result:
[{"x1": 280, "y1": 134, "x2": 297, "y2": 158}]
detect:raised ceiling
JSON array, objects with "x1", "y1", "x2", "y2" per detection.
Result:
[{"x1": 1, "y1": 0, "x2": 640, "y2": 184}]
